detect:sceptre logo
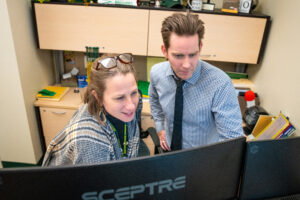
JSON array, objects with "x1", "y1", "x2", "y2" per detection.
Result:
[{"x1": 81, "y1": 176, "x2": 186, "y2": 200}]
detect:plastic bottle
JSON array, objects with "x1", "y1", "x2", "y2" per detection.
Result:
[
  {"x1": 243, "y1": 91, "x2": 269, "y2": 135},
  {"x1": 245, "y1": 90, "x2": 256, "y2": 108}
]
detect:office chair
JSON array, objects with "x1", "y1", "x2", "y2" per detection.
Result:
[
  {"x1": 146, "y1": 127, "x2": 164, "y2": 154},
  {"x1": 138, "y1": 127, "x2": 163, "y2": 156},
  {"x1": 137, "y1": 89, "x2": 163, "y2": 156}
]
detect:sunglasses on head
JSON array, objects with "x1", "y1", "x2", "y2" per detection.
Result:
[{"x1": 96, "y1": 53, "x2": 133, "y2": 70}]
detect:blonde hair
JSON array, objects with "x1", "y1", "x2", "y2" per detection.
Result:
[
  {"x1": 83, "y1": 53, "x2": 136, "y2": 125},
  {"x1": 161, "y1": 13, "x2": 205, "y2": 50}
]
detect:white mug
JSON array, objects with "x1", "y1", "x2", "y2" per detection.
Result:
[{"x1": 188, "y1": 0, "x2": 202, "y2": 11}]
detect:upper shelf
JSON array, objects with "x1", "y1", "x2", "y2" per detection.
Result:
[
  {"x1": 33, "y1": 3, "x2": 149, "y2": 55},
  {"x1": 32, "y1": 1, "x2": 270, "y2": 18},
  {"x1": 32, "y1": 2, "x2": 270, "y2": 64}
]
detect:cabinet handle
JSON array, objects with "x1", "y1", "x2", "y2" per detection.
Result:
[
  {"x1": 51, "y1": 111, "x2": 67, "y2": 115},
  {"x1": 200, "y1": 54, "x2": 216, "y2": 58}
]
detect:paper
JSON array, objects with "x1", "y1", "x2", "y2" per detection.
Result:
[{"x1": 36, "y1": 86, "x2": 70, "y2": 101}]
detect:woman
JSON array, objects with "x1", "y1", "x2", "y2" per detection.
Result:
[{"x1": 42, "y1": 53, "x2": 141, "y2": 166}]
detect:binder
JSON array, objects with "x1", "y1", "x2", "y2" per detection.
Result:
[{"x1": 255, "y1": 113, "x2": 291, "y2": 140}]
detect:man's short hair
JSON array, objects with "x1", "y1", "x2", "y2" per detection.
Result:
[{"x1": 161, "y1": 13, "x2": 205, "y2": 50}]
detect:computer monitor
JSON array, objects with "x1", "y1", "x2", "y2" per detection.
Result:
[
  {"x1": 0, "y1": 137, "x2": 245, "y2": 200},
  {"x1": 239, "y1": 137, "x2": 300, "y2": 200}
]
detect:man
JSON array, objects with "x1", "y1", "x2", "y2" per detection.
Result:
[{"x1": 149, "y1": 13, "x2": 244, "y2": 151}]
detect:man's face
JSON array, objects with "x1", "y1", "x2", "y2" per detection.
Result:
[{"x1": 162, "y1": 33, "x2": 202, "y2": 80}]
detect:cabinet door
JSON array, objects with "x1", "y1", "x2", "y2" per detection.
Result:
[
  {"x1": 148, "y1": 10, "x2": 268, "y2": 64},
  {"x1": 34, "y1": 4, "x2": 149, "y2": 55},
  {"x1": 40, "y1": 107, "x2": 76, "y2": 148}
]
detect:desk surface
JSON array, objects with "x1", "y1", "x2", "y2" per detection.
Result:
[
  {"x1": 34, "y1": 88, "x2": 85, "y2": 109},
  {"x1": 34, "y1": 87, "x2": 152, "y2": 116}
]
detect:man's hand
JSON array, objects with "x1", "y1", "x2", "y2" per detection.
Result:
[{"x1": 158, "y1": 130, "x2": 171, "y2": 151}]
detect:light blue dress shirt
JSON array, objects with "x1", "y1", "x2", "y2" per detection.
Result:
[{"x1": 149, "y1": 60, "x2": 244, "y2": 149}]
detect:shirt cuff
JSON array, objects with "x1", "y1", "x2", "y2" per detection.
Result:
[{"x1": 154, "y1": 120, "x2": 164, "y2": 133}]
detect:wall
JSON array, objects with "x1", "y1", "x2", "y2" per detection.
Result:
[
  {"x1": 63, "y1": 53, "x2": 149, "y2": 82},
  {"x1": 0, "y1": 0, "x2": 54, "y2": 164},
  {"x1": 207, "y1": 0, "x2": 300, "y2": 135},
  {"x1": 247, "y1": 0, "x2": 300, "y2": 135}
]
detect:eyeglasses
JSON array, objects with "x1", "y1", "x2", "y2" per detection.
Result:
[{"x1": 96, "y1": 53, "x2": 133, "y2": 70}]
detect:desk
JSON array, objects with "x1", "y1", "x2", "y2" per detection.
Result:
[
  {"x1": 34, "y1": 88, "x2": 155, "y2": 154},
  {"x1": 34, "y1": 88, "x2": 85, "y2": 148}
]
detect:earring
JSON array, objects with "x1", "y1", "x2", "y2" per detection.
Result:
[{"x1": 99, "y1": 106, "x2": 106, "y2": 121}]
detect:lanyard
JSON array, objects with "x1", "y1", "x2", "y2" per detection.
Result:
[{"x1": 110, "y1": 123, "x2": 128, "y2": 157}]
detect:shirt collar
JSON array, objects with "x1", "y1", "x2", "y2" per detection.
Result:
[{"x1": 165, "y1": 61, "x2": 202, "y2": 85}]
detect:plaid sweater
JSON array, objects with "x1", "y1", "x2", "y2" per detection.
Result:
[{"x1": 42, "y1": 104, "x2": 140, "y2": 166}]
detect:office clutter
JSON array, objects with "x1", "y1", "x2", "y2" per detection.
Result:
[
  {"x1": 222, "y1": 0, "x2": 258, "y2": 14},
  {"x1": 62, "y1": 49, "x2": 100, "y2": 88},
  {"x1": 202, "y1": 0, "x2": 215, "y2": 11},
  {"x1": 62, "y1": 51, "x2": 84, "y2": 87},
  {"x1": 98, "y1": 0, "x2": 137, "y2": 6},
  {"x1": 63, "y1": 51, "x2": 150, "y2": 89},
  {"x1": 61, "y1": 67, "x2": 80, "y2": 87},
  {"x1": 221, "y1": 0, "x2": 240, "y2": 13},
  {"x1": 253, "y1": 113, "x2": 296, "y2": 140},
  {"x1": 65, "y1": 0, "x2": 138, "y2": 6},
  {"x1": 63, "y1": 67, "x2": 79, "y2": 79},
  {"x1": 227, "y1": 72, "x2": 296, "y2": 140},
  {"x1": 242, "y1": 90, "x2": 296, "y2": 140},
  {"x1": 36, "y1": 0, "x2": 262, "y2": 14}
]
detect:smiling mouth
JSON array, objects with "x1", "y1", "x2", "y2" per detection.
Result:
[{"x1": 123, "y1": 112, "x2": 134, "y2": 117}]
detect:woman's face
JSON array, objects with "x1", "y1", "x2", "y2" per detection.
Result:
[{"x1": 102, "y1": 73, "x2": 139, "y2": 122}]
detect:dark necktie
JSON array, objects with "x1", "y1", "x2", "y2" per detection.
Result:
[{"x1": 171, "y1": 79, "x2": 184, "y2": 151}]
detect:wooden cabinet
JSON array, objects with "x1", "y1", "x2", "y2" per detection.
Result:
[
  {"x1": 34, "y1": 88, "x2": 85, "y2": 148},
  {"x1": 33, "y1": 3, "x2": 270, "y2": 64},
  {"x1": 39, "y1": 107, "x2": 77, "y2": 147},
  {"x1": 34, "y1": 3, "x2": 149, "y2": 55},
  {"x1": 148, "y1": 10, "x2": 269, "y2": 64}
]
